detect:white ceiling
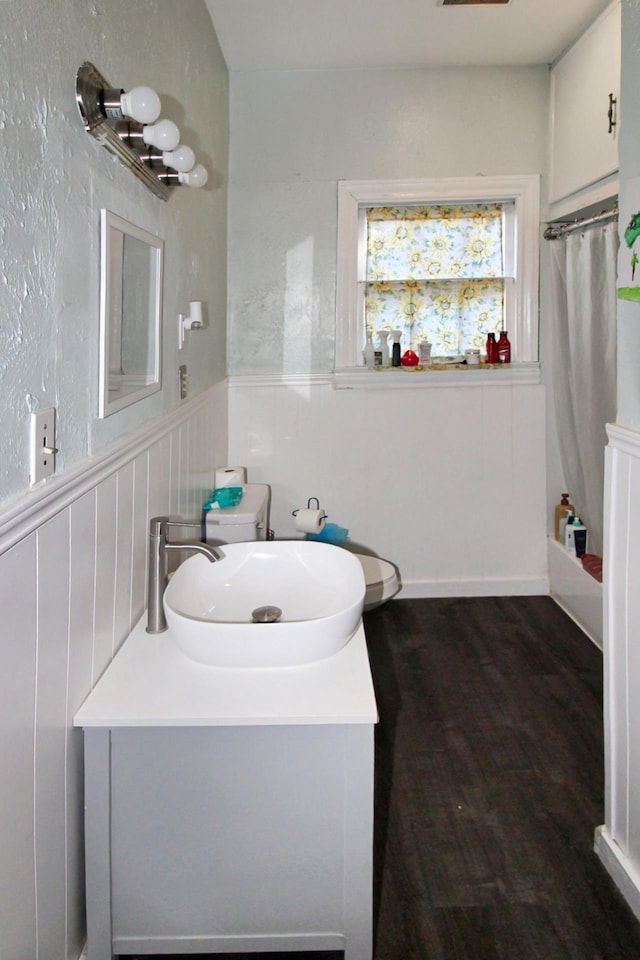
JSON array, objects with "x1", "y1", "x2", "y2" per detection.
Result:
[{"x1": 205, "y1": 0, "x2": 611, "y2": 72}]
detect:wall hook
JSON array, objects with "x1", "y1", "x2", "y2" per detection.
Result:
[{"x1": 178, "y1": 301, "x2": 204, "y2": 349}]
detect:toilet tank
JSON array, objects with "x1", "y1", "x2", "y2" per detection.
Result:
[{"x1": 204, "y1": 483, "x2": 270, "y2": 544}]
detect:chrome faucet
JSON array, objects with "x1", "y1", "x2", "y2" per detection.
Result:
[{"x1": 146, "y1": 516, "x2": 224, "y2": 634}]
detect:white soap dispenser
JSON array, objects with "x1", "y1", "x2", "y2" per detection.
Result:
[{"x1": 378, "y1": 330, "x2": 390, "y2": 367}]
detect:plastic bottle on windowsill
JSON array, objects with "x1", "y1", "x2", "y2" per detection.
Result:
[
  {"x1": 497, "y1": 330, "x2": 511, "y2": 364},
  {"x1": 378, "y1": 330, "x2": 391, "y2": 367},
  {"x1": 363, "y1": 331, "x2": 375, "y2": 369},
  {"x1": 391, "y1": 330, "x2": 402, "y2": 367},
  {"x1": 485, "y1": 332, "x2": 498, "y2": 363}
]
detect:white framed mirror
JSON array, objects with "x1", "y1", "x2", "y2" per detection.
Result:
[{"x1": 98, "y1": 209, "x2": 164, "y2": 418}]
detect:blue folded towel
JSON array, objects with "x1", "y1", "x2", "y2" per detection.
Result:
[
  {"x1": 304, "y1": 522, "x2": 349, "y2": 545},
  {"x1": 203, "y1": 486, "x2": 244, "y2": 510}
]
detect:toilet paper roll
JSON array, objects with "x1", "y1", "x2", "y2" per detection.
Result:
[
  {"x1": 215, "y1": 466, "x2": 247, "y2": 487},
  {"x1": 294, "y1": 508, "x2": 327, "y2": 534}
]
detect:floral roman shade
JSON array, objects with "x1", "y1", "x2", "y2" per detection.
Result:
[{"x1": 364, "y1": 203, "x2": 505, "y2": 355}]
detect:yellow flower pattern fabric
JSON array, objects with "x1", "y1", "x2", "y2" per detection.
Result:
[{"x1": 365, "y1": 204, "x2": 504, "y2": 355}]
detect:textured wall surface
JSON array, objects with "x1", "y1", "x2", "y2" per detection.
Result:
[
  {"x1": 0, "y1": 0, "x2": 228, "y2": 507},
  {"x1": 0, "y1": 6, "x2": 229, "y2": 958},
  {"x1": 226, "y1": 65, "x2": 549, "y2": 375}
]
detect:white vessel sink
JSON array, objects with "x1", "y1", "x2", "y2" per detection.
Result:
[{"x1": 163, "y1": 540, "x2": 366, "y2": 668}]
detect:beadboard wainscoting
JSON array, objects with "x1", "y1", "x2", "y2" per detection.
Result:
[
  {"x1": 227, "y1": 374, "x2": 548, "y2": 598},
  {"x1": 596, "y1": 422, "x2": 640, "y2": 924},
  {"x1": 0, "y1": 383, "x2": 227, "y2": 960}
]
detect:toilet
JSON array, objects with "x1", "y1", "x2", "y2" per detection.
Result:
[
  {"x1": 204, "y1": 483, "x2": 271, "y2": 544},
  {"x1": 354, "y1": 552, "x2": 400, "y2": 612},
  {"x1": 203, "y1": 482, "x2": 399, "y2": 611}
]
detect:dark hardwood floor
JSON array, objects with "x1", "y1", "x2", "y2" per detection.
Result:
[
  {"x1": 125, "y1": 596, "x2": 640, "y2": 960},
  {"x1": 367, "y1": 596, "x2": 640, "y2": 959}
]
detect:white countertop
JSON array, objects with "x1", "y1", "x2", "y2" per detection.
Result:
[{"x1": 74, "y1": 617, "x2": 378, "y2": 728}]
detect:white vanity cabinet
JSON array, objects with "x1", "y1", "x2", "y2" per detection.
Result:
[
  {"x1": 75, "y1": 619, "x2": 378, "y2": 960},
  {"x1": 549, "y1": 0, "x2": 621, "y2": 217}
]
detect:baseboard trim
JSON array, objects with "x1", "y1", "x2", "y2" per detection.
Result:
[
  {"x1": 594, "y1": 825, "x2": 640, "y2": 924},
  {"x1": 113, "y1": 932, "x2": 345, "y2": 953},
  {"x1": 396, "y1": 575, "x2": 549, "y2": 599}
]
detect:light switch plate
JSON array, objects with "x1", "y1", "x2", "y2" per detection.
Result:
[{"x1": 29, "y1": 407, "x2": 57, "y2": 485}]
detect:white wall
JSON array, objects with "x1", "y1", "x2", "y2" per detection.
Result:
[
  {"x1": 0, "y1": 0, "x2": 228, "y2": 507},
  {"x1": 226, "y1": 66, "x2": 551, "y2": 592},
  {"x1": 229, "y1": 375, "x2": 547, "y2": 595}
]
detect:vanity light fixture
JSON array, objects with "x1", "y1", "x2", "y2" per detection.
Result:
[
  {"x1": 76, "y1": 62, "x2": 208, "y2": 201},
  {"x1": 130, "y1": 118, "x2": 182, "y2": 152},
  {"x1": 163, "y1": 164, "x2": 209, "y2": 189},
  {"x1": 161, "y1": 145, "x2": 196, "y2": 173},
  {"x1": 104, "y1": 84, "x2": 162, "y2": 124}
]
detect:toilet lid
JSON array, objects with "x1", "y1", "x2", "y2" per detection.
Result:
[{"x1": 357, "y1": 554, "x2": 397, "y2": 587}]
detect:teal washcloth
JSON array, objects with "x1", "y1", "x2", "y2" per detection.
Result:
[
  {"x1": 203, "y1": 486, "x2": 244, "y2": 510},
  {"x1": 304, "y1": 522, "x2": 349, "y2": 545}
]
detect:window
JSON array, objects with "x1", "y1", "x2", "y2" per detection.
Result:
[
  {"x1": 336, "y1": 176, "x2": 540, "y2": 370},
  {"x1": 365, "y1": 202, "x2": 510, "y2": 356}
]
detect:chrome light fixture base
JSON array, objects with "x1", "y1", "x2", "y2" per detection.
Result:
[{"x1": 76, "y1": 63, "x2": 206, "y2": 201}]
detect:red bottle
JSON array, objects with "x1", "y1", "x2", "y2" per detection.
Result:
[
  {"x1": 497, "y1": 331, "x2": 511, "y2": 364},
  {"x1": 486, "y1": 332, "x2": 498, "y2": 363}
]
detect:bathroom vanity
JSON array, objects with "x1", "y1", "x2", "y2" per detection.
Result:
[{"x1": 74, "y1": 618, "x2": 377, "y2": 960}]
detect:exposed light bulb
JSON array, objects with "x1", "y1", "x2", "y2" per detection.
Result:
[
  {"x1": 142, "y1": 119, "x2": 180, "y2": 151},
  {"x1": 178, "y1": 163, "x2": 208, "y2": 188},
  {"x1": 162, "y1": 145, "x2": 196, "y2": 173},
  {"x1": 119, "y1": 86, "x2": 161, "y2": 124}
]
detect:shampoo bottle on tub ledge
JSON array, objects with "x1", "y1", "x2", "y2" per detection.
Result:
[
  {"x1": 554, "y1": 494, "x2": 575, "y2": 540},
  {"x1": 572, "y1": 519, "x2": 588, "y2": 558},
  {"x1": 565, "y1": 514, "x2": 577, "y2": 555}
]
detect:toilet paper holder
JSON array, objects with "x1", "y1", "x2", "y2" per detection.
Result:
[{"x1": 292, "y1": 497, "x2": 327, "y2": 520}]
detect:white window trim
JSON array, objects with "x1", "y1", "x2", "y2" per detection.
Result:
[{"x1": 335, "y1": 175, "x2": 540, "y2": 371}]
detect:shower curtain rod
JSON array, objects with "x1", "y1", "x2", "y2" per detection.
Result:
[{"x1": 543, "y1": 206, "x2": 618, "y2": 240}]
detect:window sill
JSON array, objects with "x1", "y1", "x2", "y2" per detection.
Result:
[{"x1": 333, "y1": 362, "x2": 541, "y2": 389}]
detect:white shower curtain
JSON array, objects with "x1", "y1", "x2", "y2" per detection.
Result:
[
  {"x1": 551, "y1": 221, "x2": 618, "y2": 554},
  {"x1": 549, "y1": 219, "x2": 618, "y2": 557}
]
